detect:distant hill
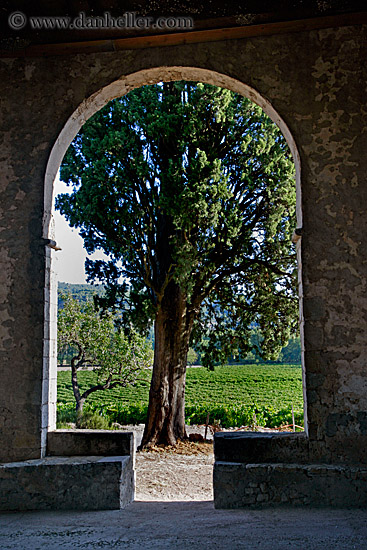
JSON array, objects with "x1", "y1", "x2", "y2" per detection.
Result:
[{"x1": 58, "y1": 282, "x2": 105, "y2": 308}]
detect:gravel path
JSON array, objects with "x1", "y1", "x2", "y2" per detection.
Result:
[
  {"x1": 119, "y1": 424, "x2": 215, "y2": 501},
  {"x1": 111, "y1": 423, "x2": 215, "y2": 501},
  {"x1": 135, "y1": 446, "x2": 214, "y2": 501}
]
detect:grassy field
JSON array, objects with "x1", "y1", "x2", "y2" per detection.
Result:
[{"x1": 57, "y1": 363, "x2": 304, "y2": 429}]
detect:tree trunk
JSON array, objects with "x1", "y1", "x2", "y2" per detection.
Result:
[
  {"x1": 75, "y1": 398, "x2": 86, "y2": 428},
  {"x1": 71, "y1": 361, "x2": 84, "y2": 427},
  {"x1": 140, "y1": 282, "x2": 193, "y2": 448}
]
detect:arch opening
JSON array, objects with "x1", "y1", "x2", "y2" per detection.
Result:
[{"x1": 42, "y1": 66, "x2": 305, "y2": 458}]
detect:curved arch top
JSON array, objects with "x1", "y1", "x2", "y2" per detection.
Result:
[{"x1": 43, "y1": 66, "x2": 302, "y2": 238}]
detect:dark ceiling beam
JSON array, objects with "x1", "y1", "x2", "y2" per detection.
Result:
[{"x1": 1, "y1": 11, "x2": 367, "y2": 58}]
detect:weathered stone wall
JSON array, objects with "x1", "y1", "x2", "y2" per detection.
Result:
[
  {"x1": 214, "y1": 461, "x2": 367, "y2": 508},
  {"x1": 0, "y1": 24, "x2": 366, "y2": 469},
  {"x1": 0, "y1": 455, "x2": 134, "y2": 511},
  {"x1": 47, "y1": 429, "x2": 135, "y2": 457},
  {"x1": 214, "y1": 433, "x2": 309, "y2": 464}
]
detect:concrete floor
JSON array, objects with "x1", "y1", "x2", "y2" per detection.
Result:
[{"x1": 1, "y1": 501, "x2": 367, "y2": 549}]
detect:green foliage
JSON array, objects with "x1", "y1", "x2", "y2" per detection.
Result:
[
  {"x1": 184, "y1": 403, "x2": 269, "y2": 428},
  {"x1": 56, "y1": 402, "x2": 78, "y2": 424},
  {"x1": 229, "y1": 329, "x2": 301, "y2": 365},
  {"x1": 56, "y1": 421, "x2": 74, "y2": 430},
  {"x1": 58, "y1": 294, "x2": 153, "y2": 413},
  {"x1": 57, "y1": 364, "x2": 303, "y2": 428},
  {"x1": 56, "y1": 406, "x2": 111, "y2": 429},
  {"x1": 187, "y1": 347, "x2": 198, "y2": 366},
  {"x1": 56, "y1": 81, "x2": 298, "y2": 369},
  {"x1": 77, "y1": 411, "x2": 111, "y2": 430},
  {"x1": 58, "y1": 283, "x2": 299, "y2": 366},
  {"x1": 108, "y1": 403, "x2": 149, "y2": 426},
  {"x1": 278, "y1": 336, "x2": 301, "y2": 363},
  {"x1": 184, "y1": 403, "x2": 302, "y2": 430},
  {"x1": 58, "y1": 284, "x2": 104, "y2": 365}
]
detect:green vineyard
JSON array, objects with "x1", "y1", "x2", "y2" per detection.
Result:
[{"x1": 57, "y1": 364, "x2": 304, "y2": 429}]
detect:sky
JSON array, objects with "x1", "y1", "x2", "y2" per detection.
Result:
[{"x1": 53, "y1": 175, "x2": 108, "y2": 284}]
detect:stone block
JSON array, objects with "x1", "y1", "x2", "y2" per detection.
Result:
[
  {"x1": 214, "y1": 432, "x2": 309, "y2": 464},
  {"x1": 47, "y1": 429, "x2": 134, "y2": 458},
  {"x1": 0, "y1": 455, "x2": 134, "y2": 511},
  {"x1": 213, "y1": 461, "x2": 367, "y2": 509}
]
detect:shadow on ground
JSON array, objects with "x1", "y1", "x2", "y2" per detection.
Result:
[{"x1": 1, "y1": 501, "x2": 367, "y2": 549}]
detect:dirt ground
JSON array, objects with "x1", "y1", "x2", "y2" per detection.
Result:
[
  {"x1": 135, "y1": 440, "x2": 214, "y2": 501},
  {"x1": 114, "y1": 423, "x2": 215, "y2": 501}
]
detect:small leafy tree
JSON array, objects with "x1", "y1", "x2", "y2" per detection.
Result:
[{"x1": 58, "y1": 294, "x2": 153, "y2": 424}]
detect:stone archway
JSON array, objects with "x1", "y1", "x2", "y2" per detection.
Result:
[
  {"x1": 42, "y1": 66, "x2": 305, "y2": 455},
  {"x1": 1, "y1": 23, "x2": 366, "y2": 508},
  {"x1": 43, "y1": 66, "x2": 302, "y2": 237}
]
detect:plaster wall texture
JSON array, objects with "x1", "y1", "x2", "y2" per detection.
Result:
[{"x1": 0, "y1": 24, "x2": 366, "y2": 466}]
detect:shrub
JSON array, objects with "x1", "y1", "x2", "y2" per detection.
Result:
[
  {"x1": 77, "y1": 411, "x2": 111, "y2": 429},
  {"x1": 57, "y1": 402, "x2": 77, "y2": 424}
]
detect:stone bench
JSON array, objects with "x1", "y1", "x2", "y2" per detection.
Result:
[
  {"x1": 0, "y1": 430, "x2": 135, "y2": 511},
  {"x1": 213, "y1": 432, "x2": 367, "y2": 508}
]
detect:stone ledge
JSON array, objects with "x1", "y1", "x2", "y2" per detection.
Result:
[
  {"x1": 47, "y1": 429, "x2": 134, "y2": 457},
  {"x1": 0, "y1": 455, "x2": 134, "y2": 511},
  {"x1": 214, "y1": 431, "x2": 309, "y2": 464},
  {"x1": 213, "y1": 461, "x2": 367, "y2": 509}
]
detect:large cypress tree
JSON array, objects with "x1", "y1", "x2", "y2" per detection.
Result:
[{"x1": 56, "y1": 81, "x2": 298, "y2": 447}]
